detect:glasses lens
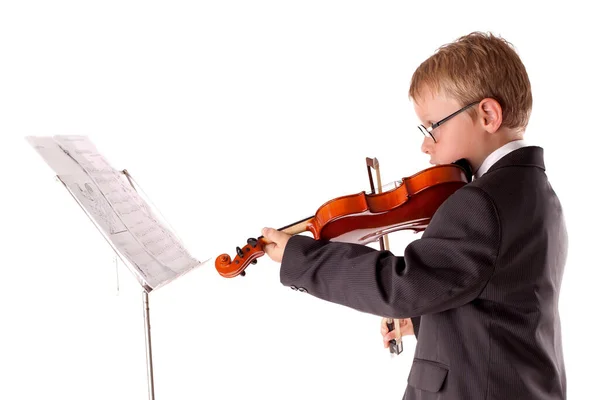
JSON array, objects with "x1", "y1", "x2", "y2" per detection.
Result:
[{"x1": 418, "y1": 125, "x2": 434, "y2": 141}]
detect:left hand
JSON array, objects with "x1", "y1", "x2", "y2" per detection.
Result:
[{"x1": 261, "y1": 227, "x2": 291, "y2": 263}]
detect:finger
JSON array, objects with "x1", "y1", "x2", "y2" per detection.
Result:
[
  {"x1": 262, "y1": 227, "x2": 287, "y2": 244},
  {"x1": 263, "y1": 242, "x2": 276, "y2": 255},
  {"x1": 384, "y1": 331, "x2": 397, "y2": 343},
  {"x1": 382, "y1": 324, "x2": 393, "y2": 336},
  {"x1": 383, "y1": 335, "x2": 391, "y2": 348},
  {"x1": 381, "y1": 318, "x2": 389, "y2": 332},
  {"x1": 383, "y1": 335, "x2": 395, "y2": 348}
]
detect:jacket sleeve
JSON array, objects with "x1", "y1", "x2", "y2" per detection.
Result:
[{"x1": 279, "y1": 186, "x2": 501, "y2": 319}]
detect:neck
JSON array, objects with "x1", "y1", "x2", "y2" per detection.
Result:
[{"x1": 469, "y1": 129, "x2": 524, "y2": 173}]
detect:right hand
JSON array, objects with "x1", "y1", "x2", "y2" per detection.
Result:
[{"x1": 380, "y1": 317, "x2": 414, "y2": 349}]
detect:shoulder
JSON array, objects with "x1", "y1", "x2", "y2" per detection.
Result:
[
  {"x1": 414, "y1": 185, "x2": 503, "y2": 283},
  {"x1": 411, "y1": 184, "x2": 502, "y2": 274},
  {"x1": 434, "y1": 184, "x2": 499, "y2": 223},
  {"x1": 424, "y1": 184, "x2": 501, "y2": 241},
  {"x1": 470, "y1": 162, "x2": 550, "y2": 214}
]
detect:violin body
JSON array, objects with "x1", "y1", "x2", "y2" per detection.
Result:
[
  {"x1": 215, "y1": 162, "x2": 471, "y2": 278},
  {"x1": 306, "y1": 163, "x2": 468, "y2": 243}
]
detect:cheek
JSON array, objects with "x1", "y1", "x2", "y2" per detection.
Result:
[{"x1": 436, "y1": 129, "x2": 469, "y2": 161}]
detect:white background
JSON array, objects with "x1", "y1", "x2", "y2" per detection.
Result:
[{"x1": 1, "y1": 1, "x2": 598, "y2": 399}]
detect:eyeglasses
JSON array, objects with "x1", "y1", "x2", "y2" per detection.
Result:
[{"x1": 418, "y1": 101, "x2": 480, "y2": 143}]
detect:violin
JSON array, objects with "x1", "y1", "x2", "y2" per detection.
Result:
[{"x1": 215, "y1": 159, "x2": 472, "y2": 278}]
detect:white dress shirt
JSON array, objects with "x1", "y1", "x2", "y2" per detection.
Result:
[{"x1": 474, "y1": 139, "x2": 530, "y2": 179}]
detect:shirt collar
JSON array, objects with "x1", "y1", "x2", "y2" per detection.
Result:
[{"x1": 474, "y1": 139, "x2": 529, "y2": 179}]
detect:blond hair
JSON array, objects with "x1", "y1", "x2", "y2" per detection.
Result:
[{"x1": 409, "y1": 32, "x2": 532, "y2": 132}]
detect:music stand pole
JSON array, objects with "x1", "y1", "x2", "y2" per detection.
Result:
[{"x1": 143, "y1": 290, "x2": 155, "y2": 400}]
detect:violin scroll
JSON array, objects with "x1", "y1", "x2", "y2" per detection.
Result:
[
  {"x1": 215, "y1": 237, "x2": 266, "y2": 278},
  {"x1": 215, "y1": 217, "x2": 312, "y2": 278}
]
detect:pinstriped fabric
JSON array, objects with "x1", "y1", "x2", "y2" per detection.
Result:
[{"x1": 280, "y1": 146, "x2": 567, "y2": 400}]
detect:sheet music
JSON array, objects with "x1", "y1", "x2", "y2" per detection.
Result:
[{"x1": 26, "y1": 135, "x2": 204, "y2": 291}]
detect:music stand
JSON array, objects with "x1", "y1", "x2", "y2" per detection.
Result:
[{"x1": 26, "y1": 135, "x2": 208, "y2": 400}]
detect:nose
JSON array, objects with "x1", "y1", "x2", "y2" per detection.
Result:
[{"x1": 421, "y1": 137, "x2": 433, "y2": 154}]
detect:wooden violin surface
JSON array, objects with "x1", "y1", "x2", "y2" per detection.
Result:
[{"x1": 215, "y1": 162, "x2": 471, "y2": 278}]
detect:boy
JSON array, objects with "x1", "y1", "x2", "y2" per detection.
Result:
[{"x1": 261, "y1": 32, "x2": 568, "y2": 399}]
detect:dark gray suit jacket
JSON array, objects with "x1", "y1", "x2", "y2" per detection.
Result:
[{"x1": 280, "y1": 146, "x2": 568, "y2": 399}]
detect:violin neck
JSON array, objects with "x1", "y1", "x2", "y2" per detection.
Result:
[
  {"x1": 257, "y1": 216, "x2": 313, "y2": 244},
  {"x1": 279, "y1": 216, "x2": 312, "y2": 236}
]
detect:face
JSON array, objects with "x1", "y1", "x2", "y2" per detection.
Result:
[{"x1": 413, "y1": 87, "x2": 482, "y2": 166}]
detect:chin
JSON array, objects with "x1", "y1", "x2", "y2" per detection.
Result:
[{"x1": 435, "y1": 156, "x2": 460, "y2": 165}]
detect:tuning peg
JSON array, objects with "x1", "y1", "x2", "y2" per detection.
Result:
[
  {"x1": 236, "y1": 246, "x2": 244, "y2": 258},
  {"x1": 247, "y1": 238, "x2": 258, "y2": 247}
]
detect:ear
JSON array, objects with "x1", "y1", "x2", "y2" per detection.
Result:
[{"x1": 478, "y1": 98, "x2": 503, "y2": 133}]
